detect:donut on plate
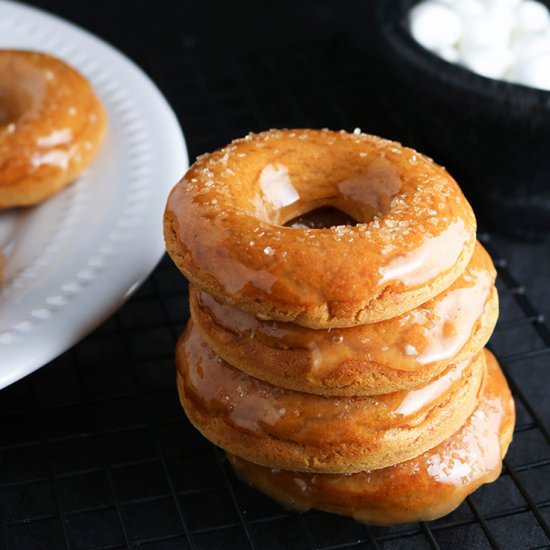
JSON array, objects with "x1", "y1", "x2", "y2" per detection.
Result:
[
  {"x1": 228, "y1": 350, "x2": 514, "y2": 525},
  {"x1": 0, "y1": 50, "x2": 107, "y2": 208},
  {"x1": 176, "y1": 322, "x2": 484, "y2": 474},
  {"x1": 164, "y1": 129, "x2": 476, "y2": 328},
  {"x1": 190, "y1": 241, "x2": 497, "y2": 396}
]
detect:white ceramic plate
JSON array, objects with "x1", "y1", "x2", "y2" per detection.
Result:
[{"x1": 0, "y1": 1, "x2": 188, "y2": 387}]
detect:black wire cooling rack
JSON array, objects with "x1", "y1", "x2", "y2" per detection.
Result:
[{"x1": 2, "y1": 10, "x2": 550, "y2": 549}]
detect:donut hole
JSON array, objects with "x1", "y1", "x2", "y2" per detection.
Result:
[
  {"x1": 0, "y1": 58, "x2": 45, "y2": 126},
  {"x1": 0, "y1": 89, "x2": 33, "y2": 125},
  {"x1": 254, "y1": 156, "x2": 402, "y2": 227},
  {"x1": 285, "y1": 207, "x2": 358, "y2": 229}
]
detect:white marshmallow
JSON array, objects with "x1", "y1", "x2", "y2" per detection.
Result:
[
  {"x1": 453, "y1": 0, "x2": 486, "y2": 18},
  {"x1": 461, "y1": 45, "x2": 512, "y2": 78},
  {"x1": 410, "y1": 1, "x2": 462, "y2": 50},
  {"x1": 516, "y1": 0, "x2": 550, "y2": 33},
  {"x1": 483, "y1": 0, "x2": 522, "y2": 8},
  {"x1": 460, "y1": 12, "x2": 514, "y2": 50},
  {"x1": 509, "y1": 53, "x2": 550, "y2": 89},
  {"x1": 437, "y1": 45, "x2": 461, "y2": 62},
  {"x1": 511, "y1": 31, "x2": 550, "y2": 62}
]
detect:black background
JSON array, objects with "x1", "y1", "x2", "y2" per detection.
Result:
[{"x1": 2, "y1": 2, "x2": 550, "y2": 549}]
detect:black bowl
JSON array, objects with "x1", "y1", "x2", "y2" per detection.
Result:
[{"x1": 373, "y1": 0, "x2": 550, "y2": 239}]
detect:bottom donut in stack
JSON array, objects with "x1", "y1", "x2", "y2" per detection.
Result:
[{"x1": 226, "y1": 352, "x2": 514, "y2": 525}]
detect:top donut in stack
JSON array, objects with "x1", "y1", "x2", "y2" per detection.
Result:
[
  {"x1": 164, "y1": 129, "x2": 513, "y2": 523},
  {"x1": 165, "y1": 129, "x2": 476, "y2": 329}
]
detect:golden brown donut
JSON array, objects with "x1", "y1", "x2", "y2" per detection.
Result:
[
  {"x1": 176, "y1": 322, "x2": 485, "y2": 474},
  {"x1": 228, "y1": 350, "x2": 514, "y2": 525},
  {"x1": 0, "y1": 50, "x2": 107, "y2": 207},
  {"x1": 191, "y1": 241, "x2": 497, "y2": 396},
  {"x1": 164, "y1": 129, "x2": 476, "y2": 328}
]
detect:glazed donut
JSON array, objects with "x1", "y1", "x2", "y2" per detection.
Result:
[
  {"x1": 0, "y1": 50, "x2": 107, "y2": 208},
  {"x1": 228, "y1": 350, "x2": 515, "y2": 525},
  {"x1": 164, "y1": 129, "x2": 476, "y2": 328},
  {"x1": 176, "y1": 323, "x2": 484, "y2": 474},
  {"x1": 191, "y1": 241, "x2": 497, "y2": 396}
]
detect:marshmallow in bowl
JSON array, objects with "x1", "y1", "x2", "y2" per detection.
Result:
[
  {"x1": 409, "y1": 0, "x2": 550, "y2": 90},
  {"x1": 409, "y1": 2, "x2": 462, "y2": 49},
  {"x1": 517, "y1": 0, "x2": 550, "y2": 32}
]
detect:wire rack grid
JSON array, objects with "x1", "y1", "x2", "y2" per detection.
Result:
[{"x1": 1, "y1": 32, "x2": 550, "y2": 550}]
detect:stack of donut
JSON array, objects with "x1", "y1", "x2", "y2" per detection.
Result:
[{"x1": 164, "y1": 129, "x2": 515, "y2": 525}]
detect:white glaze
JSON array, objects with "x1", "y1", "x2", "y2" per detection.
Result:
[
  {"x1": 426, "y1": 398, "x2": 503, "y2": 486},
  {"x1": 378, "y1": 219, "x2": 468, "y2": 287},
  {"x1": 259, "y1": 164, "x2": 300, "y2": 209},
  {"x1": 36, "y1": 128, "x2": 73, "y2": 147},
  {"x1": 31, "y1": 147, "x2": 76, "y2": 169},
  {"x1": 415, "y1": 270, "x2": 492, "y2": 364},
  {"x1": 394, "y1": 359, "x2": 468, "y2": 416}
]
